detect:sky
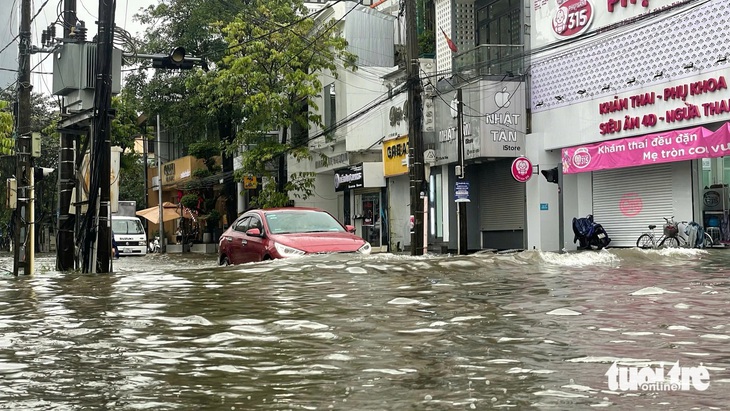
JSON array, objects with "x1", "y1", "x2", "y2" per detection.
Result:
[{"x1": 31, "y1": 0, "x2": 151, "y2": 95}]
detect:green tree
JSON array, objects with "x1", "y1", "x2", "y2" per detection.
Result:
[
  {"x1": 193, "y1": 0, "x2": 357, "y2": 208},
  {"x1": 128, "y1": 0, "x2": 251, "y2": 223},
  {"x1": 0, "y1": 92, "x2": 59, "y2": 245},
  {"x1": 0, "y1": 100, "x2": 14, "y2": 235},
  {"x1": 111, "y1": 90, "x2": 150, "y2": 210}
]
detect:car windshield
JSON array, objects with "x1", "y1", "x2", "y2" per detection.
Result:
[
  {"x1": 112, "y1": 219, "x2": 145, "y2": 235},
  {"x1": 265, "y1": 210, "x2": 346, "y2": 234}
]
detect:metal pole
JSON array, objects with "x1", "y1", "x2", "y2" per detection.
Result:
[
  {"x1": 456, "y1": 88, "x2": 467, "y2": 254},
  {"x1": 558, "y1": 167, "x2": 564, "y2": 252},
  {"x1": 157, "y1": 114, "x2": 165, "y2": 253},
  {"x1": 406, "y1": 0, "x2": 424, "y2": 255}
]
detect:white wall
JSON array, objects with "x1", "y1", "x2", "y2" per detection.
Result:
[
  {"x1": 525, "y1": 133, "x2": 560, "y2": 251},
  {"x1": 388, "y1": 174, "x2": 411, "y2": 249}
]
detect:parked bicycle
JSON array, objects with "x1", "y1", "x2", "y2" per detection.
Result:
[{"x1": 636, "y1": 216, "x2": 713, "y2": 249}]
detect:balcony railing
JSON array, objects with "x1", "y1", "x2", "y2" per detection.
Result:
[{"x1": 453, "y1": 44, "x2": 524, "y2": 79}]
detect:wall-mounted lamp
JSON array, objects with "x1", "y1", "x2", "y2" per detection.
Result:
[
  {"x1": 627, "y1": 77, "x2": 636, "y2": 84},
  {"x1": 684, "y1": 62, "x2": 694, "y2": 70},
  {"x1": 718, "y1": 55, "x2": 727, "y2": 63},
  {"x1": 555, "y1": 95, "x2": 563, "y2": 101},
  {"x1": 535, "y1": 101, "x2": 544, "y2": 107},
  {"x1": 654, "y1": 71, "x2": 664, "y2": 79},
  {"x1": 577, "y1": 89, "x2": 586, "y2": 95}
]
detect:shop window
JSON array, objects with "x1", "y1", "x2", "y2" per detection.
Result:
[
  {"x1": 324, "y1": 83, "x2": 336, "y2": 130},
  {"x1": 429, "y1": 173, "x2": 443, "y2": 237}
]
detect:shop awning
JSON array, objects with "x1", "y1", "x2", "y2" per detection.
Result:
[
  {"x1": 136, "y1": 202, "x2": 196, "y2": 225},
  {"x1": 562, "y1": 123, "x2": 730, "y2": 174}
]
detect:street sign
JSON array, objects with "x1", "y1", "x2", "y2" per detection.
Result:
[
  {"x1": 511, "y1": 156, "x2": 533, "y2": 182},
  {"x1": 540, "y1": 203, "x2": 549, "y2": 211},
  {"x1": 424, "y1": 149, "x2": 436, "y2": 164},
  {"x1": 243, "y1": 175, "x2": 258, "y2": 190},
  {"x1": 455, "y1": 181, "x2": 470, "y2": 203}
]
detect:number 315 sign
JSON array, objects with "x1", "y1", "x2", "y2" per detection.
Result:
[{"x1": 552, "y1": 0, "x2": 595, "y2": 39}]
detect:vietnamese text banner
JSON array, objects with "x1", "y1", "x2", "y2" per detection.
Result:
[{"x1": 562, "y1": 124, "x2": 730, "y2": 174}]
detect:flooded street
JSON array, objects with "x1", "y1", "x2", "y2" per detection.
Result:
[{"x1": 1, "y1": 249, "x2": 729, "y2": 409}]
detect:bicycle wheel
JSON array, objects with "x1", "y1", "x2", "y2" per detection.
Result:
[
  {"x1": 704, "y1": 233, "x2": 714, "y2": 248},
  {"x1": 660, "y1": 236, "x2": 680, "y2": 248},
  {"x1": 636, "y1": 234, "x2": 654, "y2": 249}
]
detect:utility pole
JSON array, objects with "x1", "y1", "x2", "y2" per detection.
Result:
[
  {"x1": 456, "y1": 88, "x2": 467, "y2": 254},
  {"x1": 56, "y1": 0, "x2": 77, "y2": 271},
  {"x1": 82, "y1": 0, "x2": 115, "y2": 273},
  {"x1": 13, "y1": 0, "x2": 33, "y2": 276},
  {"x1": 156, "y1": 114, "x2": 165, "y2": 253},
  {"x1": 406, "y1": 0, "x2": 425, "y2": 255}
]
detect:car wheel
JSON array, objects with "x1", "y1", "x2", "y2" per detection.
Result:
[{"x1": 220, "y1": 255, "x2": 230, "y2": 266}]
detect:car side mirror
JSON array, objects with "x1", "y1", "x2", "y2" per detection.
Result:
[
  {"x1": 245, "y1": 228, "x2": 262, "y2": 237},
  {"x1": 345, "y1": 225, "x2": 356, "y2": 234}
]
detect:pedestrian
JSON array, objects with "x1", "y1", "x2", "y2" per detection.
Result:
[{"x1": 111, "y1": 231, "x2": 119, "y2": 259}]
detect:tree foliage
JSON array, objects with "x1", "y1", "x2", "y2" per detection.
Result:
[
  {"x1": 191, "y1": 0, "x2": 357, "y2": 207},
  {"x1": 0, "y1": 92, "x2": 59, "y2": 242}
]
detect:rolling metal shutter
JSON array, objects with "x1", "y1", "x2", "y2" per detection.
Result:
[
  {"x1": 480, "y1": 161, "x2": 525, "y2": 231},
  {"x1": 592, "y1": 163, "x2": 675, "y2": 247}
]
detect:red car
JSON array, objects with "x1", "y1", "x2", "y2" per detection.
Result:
[{"x1": 218, "y1": 207, "x2": 372, "y2": 265}]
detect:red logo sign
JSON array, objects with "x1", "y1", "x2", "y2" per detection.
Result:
[
  {"x1": 571, "y1": 147, "x2": 591, "y2": 169},
  {"x1": 619, "y1": 193, "x2": 643, "y2": 217},
  {"x1": 552, "y1": 0, "x2": 595, "y2": 39},
  {"x1": 511, "y1": 157, "x2": 533, "y2": 183}
]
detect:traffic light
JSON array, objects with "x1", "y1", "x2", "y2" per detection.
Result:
[
  {"x1": 34, "y1": 167, "x2": 55, "y2": 181},
  {"x1": 152, "y1": 47, "x2": 195, "y2": 70},
  {"x1": 541, "y1": 167, "x2": 559, "y2": 184}
]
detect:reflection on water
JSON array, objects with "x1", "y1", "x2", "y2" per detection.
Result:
[{"x1": 1, "y1": 248, "x2": 729, "y2": 409}]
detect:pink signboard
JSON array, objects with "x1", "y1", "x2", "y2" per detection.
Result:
[
  {"x1": 511, "y1": 157, "x2": 533, "y2": 182},
  {"x1": 562, "y1": 124, "x2": 730, "y2": 174}
]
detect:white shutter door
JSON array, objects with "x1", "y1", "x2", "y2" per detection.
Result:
[
  {"x1": 480, "y1": 163, "x2": 525, "y2": 231},
  {"x1": 592, "y1": 163, "x2": 674, "y2": 247}
]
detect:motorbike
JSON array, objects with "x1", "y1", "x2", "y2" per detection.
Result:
[
  {"x1": 572, "y1": 214, "x2": 611, "y2": 250},
  {"x1": 148, "y1": 236, "x2": 161, "y2": 253}
]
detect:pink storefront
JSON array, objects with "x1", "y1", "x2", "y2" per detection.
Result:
[{"x1": 561, "y1": 124, "x2": 730, "y2": 247}]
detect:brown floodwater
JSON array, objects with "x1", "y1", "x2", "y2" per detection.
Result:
[{"x1": 0, "y1": 248, "x2": 729, "y2": 409}]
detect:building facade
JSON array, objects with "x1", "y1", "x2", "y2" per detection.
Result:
[{"x1": 527, "y1": 0, "x2": 730, "y2": 250}]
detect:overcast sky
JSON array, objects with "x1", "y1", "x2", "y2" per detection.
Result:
[{"x1": 31, "y1": 0, "x2": 151, "y2": 95}]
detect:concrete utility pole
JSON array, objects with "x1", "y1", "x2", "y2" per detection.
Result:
[
  {"x1": 13, "y1": 0, "x2": 34, "y2": 276},
  {"x1": 56, "y1": 0, "x2": 78, "y2": 271},
  {"x1": 405, "y1": 0, "x2": 425, "y2": 255},
  {"x1": 82, "y1": 0, "x2": 115, "y2": 273}
]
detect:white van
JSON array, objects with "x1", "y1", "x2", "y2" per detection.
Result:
[{"x1": 112, "y1": 216, "x2": 147, "y2": 256}]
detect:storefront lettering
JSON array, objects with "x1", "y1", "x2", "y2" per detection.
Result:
[
  {"x1": 163, "y1": 162, "x2": 175, "y2": 183},
  {"x1": 664, "y1": 77, "x2": 727, "y2": 102},
  {"x1": 562, "y1": 125, "x2": 730, "y2": 175},
  {"x1": 484, "y1": 113, "x2": 520, "y2": 125},
  {"x1": 607, "y1": 0, "x2": 649, "y2": 13},
  {"x1": 386, "y1": 141, "x2": 408, "y2": 159},
  {"x1": 597, "y1": 76, "x2": 729, "y2": 135},
  {"x1": 438, "y1": 122, "x2": 471, "y2": 143},
  {"x1": 316, "y1": 152, "x2": 349, "y2": 169}
]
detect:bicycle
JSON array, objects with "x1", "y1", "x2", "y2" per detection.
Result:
[{"x1": 636, "y1": 216, "x2": 713, "y2": 249}]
